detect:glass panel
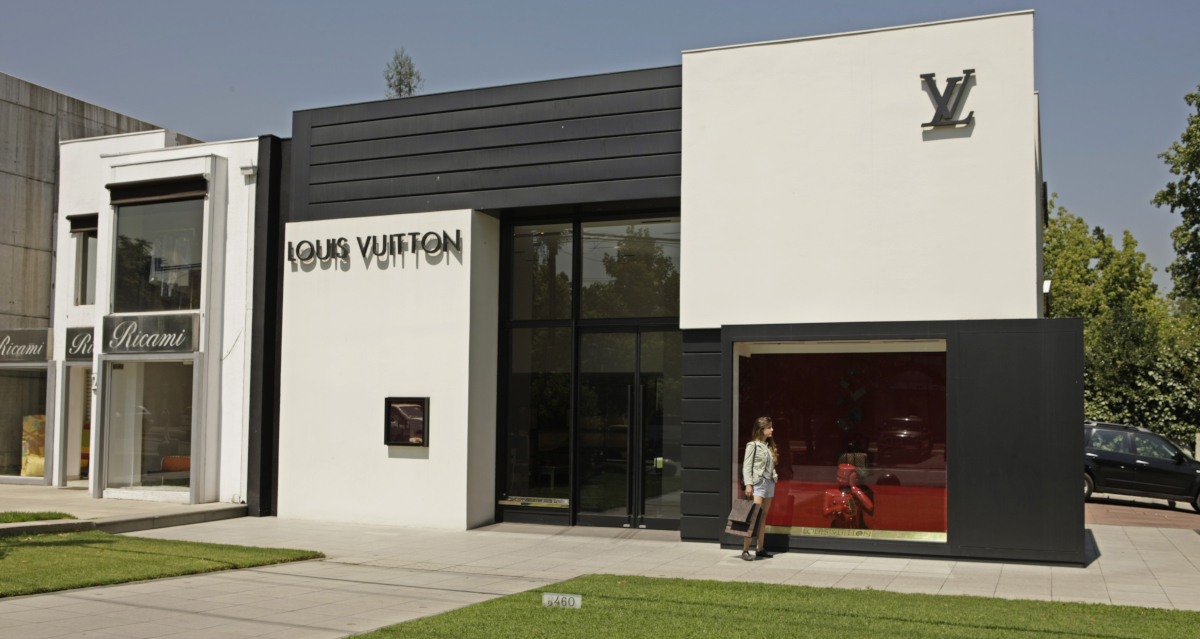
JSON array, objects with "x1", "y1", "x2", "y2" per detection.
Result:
[
  {"x1": 1133, "y1": 434, "x2": 1176, "y2": 460},
  {"x1": 738, "y1": 344, "x2": 948, "y2": 542},
  {"x1": 577, "y1": 332, "x2": 636, "y2": 516},
  {"x1": 640, "y1": 331, "x2": 682, "y2": 520},
  {"x1": 504, "y1": 328, "x2": 572, "y2": 504},
  {"x1": 1090, "y1": 430, "x2": 1128, "y2": 453},
  {"x1": 0, "y1": 368, "x2": 47, "y2": 477},
  {"x1": 580, "y1": 217, "x2": 680, "y2": 319},
  {"x1": 106, "y1": 361, "x2": 193, "y2": 491},
  {"x1": 511, "y1": 223, "x2": 572, "y2": 320},
  {"x1": 75, "y1": 231, "x2": 98, "y2": 306},
  {"x1": 114, "y1": 200, "x2": 204, "y2": 313},
  {"x1": 65, "y1": 367, "x2": 93, "y2": 480}
]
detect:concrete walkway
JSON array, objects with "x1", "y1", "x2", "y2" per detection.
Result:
[
  {"x1": 0, "y1": 483, "x2": 232, "y2": 521},
  {"x1": 1, "y1": 517, "x2": 1198, "y2": 639},
  {"x1": 1087, "y1": 494, "x2": 1200, "y2": 529}
]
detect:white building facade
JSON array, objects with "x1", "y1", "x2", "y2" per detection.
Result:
[
  {"x1": 28, "y1": 12, "x2": 1086, "y2": 564},
  {"x1": 42, "y1": 130, "x2": 278, "y2": 505}
]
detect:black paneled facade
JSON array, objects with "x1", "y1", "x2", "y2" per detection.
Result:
[
  {"x1": 290, "y1": 67, "x2": 682, "y2": 223},
  {"x1": 685, "y1": 319, "x2": 1086, "y2": 564},
  {"x1": 680, "y1": 330, "x2": 725, "y2": 542}
]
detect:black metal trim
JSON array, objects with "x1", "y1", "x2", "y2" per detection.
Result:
[
  {"x1": 107, "y1": 174, "x2": 208, "y2": 205},
  {"x1": 66, "y1": 213, "x2": 98, "y2": 233},
  {"x1": 246, "y1": 135, "x2": 286, "y2": 517}
]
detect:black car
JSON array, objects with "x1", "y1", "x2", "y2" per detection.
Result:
[{"x1": 1084, "y1": 421, "x2": 1200, "y2": 512}]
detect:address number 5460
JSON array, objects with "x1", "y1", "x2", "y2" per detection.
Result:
[{"x1": 542, "y1": 593, "x2": 582, "y2": 609}]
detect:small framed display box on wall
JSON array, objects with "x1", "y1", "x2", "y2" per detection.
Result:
[{"x1": 385, "y1": 398, "x2": 428, "y2": 447}]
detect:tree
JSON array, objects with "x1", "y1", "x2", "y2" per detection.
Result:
[
  {"x1": 1045, "y1": 195, "x2": 1200, "y2": 446},
  {"x1": 1152, "y1": 85, "x2": 1200, "y2": 309},
  {"x1": 383, "y1": 48, "x2": 423, "y2": 99}
]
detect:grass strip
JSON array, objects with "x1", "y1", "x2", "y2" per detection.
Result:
[
  {"x1": 359, "y1": 574, "x2": 1199, "y2": 639},
  {"x1": 0, "y1": 511, "x2": 77, "y2": 524},
  {"x1": 0, "y1": 530, "x2": 323, "y2": 597}
]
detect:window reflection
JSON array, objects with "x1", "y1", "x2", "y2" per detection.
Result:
[
  {"x1": 114, "y1": 200, "x2": 204, "y2": 313},
  {"x1": 505, "y1": 328, "x2": 572, "y2": 503},
  {"x1": 580, "y1": 218, "x2": 680, "y2": 319},
  {"x1": 511, "y1": 224, "x2": 572, "y2": 320}
]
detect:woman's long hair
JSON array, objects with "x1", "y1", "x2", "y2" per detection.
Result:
[{"x1": 751, "y1": 416, "x2": 778, "y2": 464}]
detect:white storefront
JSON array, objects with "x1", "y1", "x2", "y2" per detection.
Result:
[
  {"x1": 271, "y1": 10, "x2": 1064, "y2": 555},
  {"x1": 44, "y1": 130, "x2": 263, "y2": 504}
]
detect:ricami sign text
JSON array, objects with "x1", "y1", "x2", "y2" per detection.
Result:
[
  {"x1": 102, "y1": 314, "x2": 198, "y2": 354},
  {"x1": 0, "y1": 328, "x2": 51, "y2": 362},
  {"x1": 288, "y1": 230, "x2": 462, "y2": 263}
]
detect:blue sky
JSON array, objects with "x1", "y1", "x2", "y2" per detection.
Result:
[{"x1": 3, "y1": 1, "x2": 1196, "y2": 290}]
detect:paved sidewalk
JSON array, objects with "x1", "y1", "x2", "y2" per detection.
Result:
[
  {"x1": 1087, "y1": 494, "x2": 1200, "y2": 529},
  {"x1": 0, "y1": 483, "x2": 236, "y2": 521},
  {"x1": 1, "y1": 518, "x2": 1198, "y2": 639}
]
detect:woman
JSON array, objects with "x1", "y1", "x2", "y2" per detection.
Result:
[{"x1": 741, "y1": 416, "x2": 778, "y2": 561}]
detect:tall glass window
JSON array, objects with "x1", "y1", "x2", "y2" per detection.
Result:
[
  {"x1": 0, "y1": 369, "x2": 47, "y2": 478},
  {"x1": 503, "y1": 328, "x2": 572, "y2": 505},
  {"x1": 502, "y1": 211, "x2": 683, "y2": 526},
  {"x1": 106, "y1": 361, "x2": 193, "y2": 492},
  {"x1": 737, "y1": 341, "x2": 948, "y2": 542},
  {"x1": 511, "y1": 223, "x2": 572, "y2": 320},
  {"x1": 74, "y1": 230, "x2": 98, "y2": 306},
  {"x1": 114, "y1": 200, "x2": 204, "y2": 313},
  {"x1": 580, "y1": 218, "x2": 680, "y2": 319}
]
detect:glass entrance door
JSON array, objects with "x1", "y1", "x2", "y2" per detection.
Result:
[{"x1": 576, "y1": 329, "x2": 681, "y2": 529}]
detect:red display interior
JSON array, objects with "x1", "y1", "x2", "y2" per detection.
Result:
[{"x1": 738, "y1": 350, "x2": 947, "y2": 534}]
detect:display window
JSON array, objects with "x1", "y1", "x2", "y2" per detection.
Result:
[
  {"x1": 0, "y1": 368, "x2": 48, "y2": 478},
  {"x1": 105, "y1": 361, "x2": 193, "y2": 492},
  {"x1": 113, "y1": 199, "x2": 205, "y2": 313},
  {"x1": 737, "y1": 340, "x2": 947, "y2": 542}
]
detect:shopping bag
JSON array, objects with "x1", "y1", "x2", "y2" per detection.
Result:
[{"x1": 725, "y1": 498, "x2": 762, "y2": 538}]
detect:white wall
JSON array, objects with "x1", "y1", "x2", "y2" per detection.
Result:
[
  {"x1": 680, "y1": 11, "x2": 1040, "y2": 329},
  {"x1": 276, "y1": 210, "x2": 499, "y2": 529},
  {"x1": 53, "y1": 133, "x2": 259, "y2": 502}
]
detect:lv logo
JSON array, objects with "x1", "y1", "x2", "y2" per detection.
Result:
[{"x1": 920, "y1": 69, "x2": 975, "y2": 127}]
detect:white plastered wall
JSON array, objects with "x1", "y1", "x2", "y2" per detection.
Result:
[
  {"x1": 52, "y1": 133, "x2": 259, "y2": 503},
  {"x1": 276, "y1": 210, "x2": 499, "y2": 529},
  {"x1": 680, "y1": 11, "x2": 1040, "y2": 329}
]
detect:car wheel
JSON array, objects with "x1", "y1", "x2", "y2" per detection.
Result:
[
  {"x1": 1167, "y1": 500, "x2": 1176, "y2": 509},
  {"x1": 1192, "y1": 493, "x2": 1200, "y2": 514},
  {"x1": 1084, "y1": 473, "x2": 1094, "y2": 501}
]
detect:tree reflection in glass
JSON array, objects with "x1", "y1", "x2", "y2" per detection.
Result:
[
  {"x1": 511, "y1": 224, "x2": 572, "y2": 320},
  {"x1": 114, "y1": 200, "x2": 204, "y2": 313},
  {"x1": 581, "y1": 219, "x2": 680, "y2": 319}
]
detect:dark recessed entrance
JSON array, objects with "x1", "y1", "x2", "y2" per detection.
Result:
[
  {"x1": 576, "y1": 328, "x2": 681, "y2": 529},
  {"x1": 497, "y1": 204, "x2": 682, "y2": 529}
]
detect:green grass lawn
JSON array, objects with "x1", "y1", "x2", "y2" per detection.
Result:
[
  {"x1": 0, "y1": 530, "x2": 323, "y2": 597},
  {"x1": 359, "y1": 574, "x2": 1199, "y2": 639},
  {"x1": 0, "y1": 511, "x2": 76, "y2": 524}
]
